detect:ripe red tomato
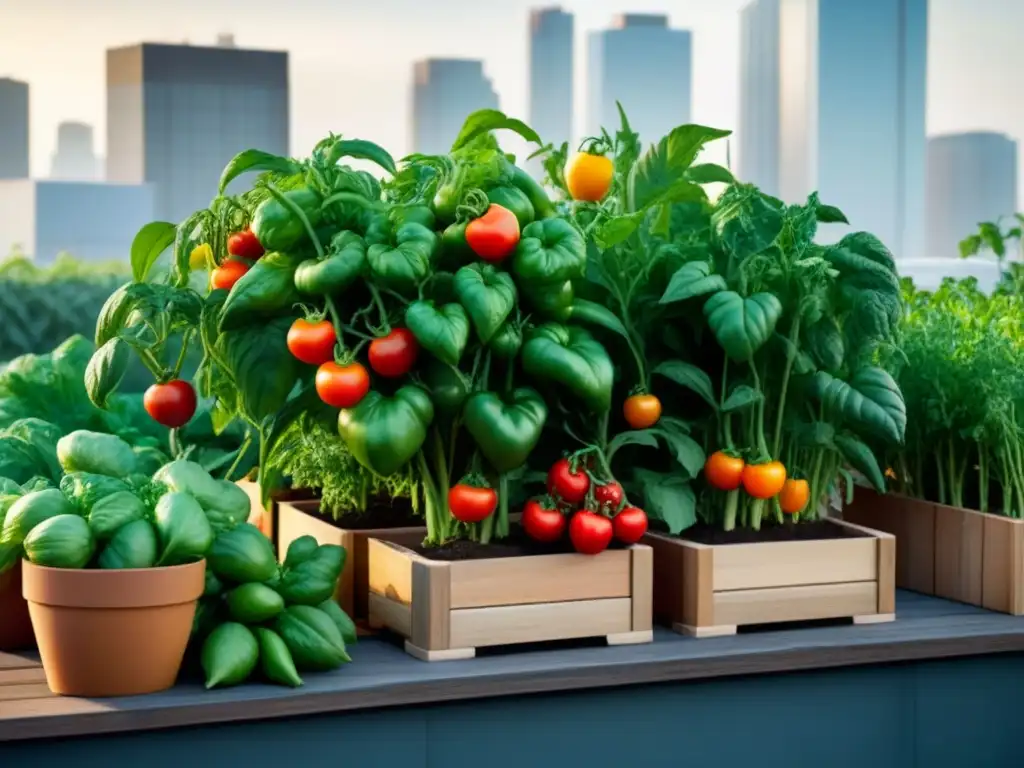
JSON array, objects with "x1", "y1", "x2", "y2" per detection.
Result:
[
  {"x1": 287, "y1": 319, "x2": 336, "y2": 366},
  {"x1": 613, "y1": 506, "x2": 648, "y2": 544},
  {"x1": 448, "y1": 484, "x2": 498, "y2": 524},
  {"x1": 521, "y1": 499, "x2": 566, "y2": 543},
  {"x1": 466, "y1": 204, "x2": 520, "y2": 263},
  {"x1": 227, "y1": 229, "x2": 264, "y2": 260},
  {"x1": 569, "y1": 510, "x2": 613, "y2": 555},
  {"x1": 705, "y1": 450, "x2": 745, "y2": 491},
  {"x1": 316, "y1": 361, "x2": 370, "y2": 408},
  {"x1": 742, "y1": 460, "x2": 788, "y2": 499},
  {"x1": 623, "y1": 393, "x2": 662, "y2": 429},
  {"x1": 547, "y1": 458, "x2": 590, "y2": 505},
  {"x1": 143, "y1": 380, "x2": 197, "y2": 428},
  {"x1": 594, "y1": 481, "x2": 624, "y2": 510},
  {"x1": 369, "y1": 328, "x2": 419, "y2": 378},
  {"x1": 210, "y1": 260, "x2": 249, "y2": 290}
]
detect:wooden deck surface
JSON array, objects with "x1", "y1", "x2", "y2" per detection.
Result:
[{"x1": 3, "y1": 589, "x2": 1024, "y2": 743}]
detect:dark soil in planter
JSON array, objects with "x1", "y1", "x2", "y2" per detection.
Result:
[
  {"x1": 298, "y1": 496, "x2": 421, "y2": 530},
  {"x1": 676, "y1": 519, "x2": 871, "y2": 546},
  {"x1": 414, "y1": 527, "x2": 629, "y2": 562}
]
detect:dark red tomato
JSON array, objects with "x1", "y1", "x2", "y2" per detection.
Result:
[
  {"x1": 547, "y1": 458, "x2": 590, "y2": 504},
  {"x1": 521, "y1": 500, "x2": 566, "y2": 543},
  {"x1": 287, "y1": 318, "x2": 337, "y2": 365},
  {"x1": 316, "y1": 361, "x2": 370, "y2": 408},
  {"x1": 465, "y1": 204, "x2": 520, "y2": 263},
  {"x1": 210, "y1": 260, "x2": 249, "y2": 290},
  {"x1": 227, "y1": 229, "x2": 264, "y2": 260},
  {"x1": 569, "y1": 510, "x2": 613, "y2": 555},
  {"x1": 613, "y1": 506, "x2": 648, "y2": 544},
  {"x1": 448, "y1": 484, "x2": 498, "y2": 524},
  {"x1": 594, "y1": 481, "x2": 624, "y2": 510},
  {"x1": 143, "y1": 380, "x2": 197, "y2": 428},
  {"x1": 368, "y1": 328, "x2": 419, "y2": 378}
]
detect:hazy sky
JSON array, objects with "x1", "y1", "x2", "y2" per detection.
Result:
[{"x1": 2, "y1": 0, "x2": 1024, "y2": 193}]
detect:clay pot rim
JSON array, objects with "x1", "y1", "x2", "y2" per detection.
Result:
[{"x1": 22, "y1": 558, "x2": 206, "y2": 610}]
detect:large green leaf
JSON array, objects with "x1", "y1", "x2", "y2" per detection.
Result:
[
  {"x1": 450, "y1": 109, "x2": 542, "y2": 152},
  {"x1": 660, "y1": 261, "x2": 727, "y2": 304},
  {"x1": 834, "y1": 434, "x2": 886, "y2": 493},
  {"x1": 130, "y1": 222, "x2": 176, "y2": 283},
  {"x1": 85, "y1": 338, "x2": 130, "y2": 409},
  {"x1": 654, "y1": 429, "x2": 705, "y2": 479},
  {"x1": 95, "y1": 282, "x2": 153, "y2": 347},
  {"x1": 703, "y1": 291, "x2": 782, "y2": 362},
  {"x1": 627, "y1": 125, "x2": 731, "y2": 212},
  {"x1": 218, "y1": 316, "x2": 302, "y2": 424},
  {"x1": 634, "y1": 469, "x2": 696, "y2": 534},
  {"x1": 809, "y1": 367, "x2": 907, "y2": 445},
  {"x1": 218, "y1": 149, "x2": 303, "y2": 194},
  {"x1": 653, "y1": 360, "x2": 717, "y2": 410},
  {"x1": 804, "y1": 316, "x2": 845, "y2": 372},
  {"x1": 712, "y1": 185, "x2": 785, "y2": 259},
  {"x1": 720, "y1": 384, "x2": 762, "y2": 414},
  {"x1": 607, "y1": 429, "x2": 659, "y2": 461}
]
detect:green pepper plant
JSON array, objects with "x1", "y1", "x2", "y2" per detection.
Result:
[{"x1": 539, "y1": 108, "x2": 908, "y2": 534}]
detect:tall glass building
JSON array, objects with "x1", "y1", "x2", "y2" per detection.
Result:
[
  {"x1": 739, "y1": 0, "x2": 928, "y2": 259},
  {"x1": 927, "y1": 132, "x2": 1018, "y2": 258},
  {"x1": 0, "y1": 78, "x2": 29, "y2": 179},
  {"x1": 587, "y1": 15, "x2": 692, "y2": 146},
  {"x1": 411, "y1": 59, "x2": 499, "y2": 156},
  {"x1": 528, "y1": 8, "x2": 574, "y2": 176},
  {"x1": 106, "y1": 42, "x2": 289, "y2": 223}
]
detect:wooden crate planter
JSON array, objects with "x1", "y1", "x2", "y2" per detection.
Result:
[
  {"x1": 366, "y1": 539, "x2": 654, "y2": 661},
  {"x1": 645, "y1": 519, "x2": 895, "y2": 637},
  {"x1": 843, "y1": 489, "x2": 1024, "y2": 615},
  {"x1": 276, "y1": 501, "x2": 425, "y2": 621}
]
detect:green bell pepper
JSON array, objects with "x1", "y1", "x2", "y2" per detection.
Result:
[
  {"x1": 219, "y1": 252, "x2": 301, "y2": 331},
  {"x1": 251, "y1": 186, "x2": 324, "y2": 252},
  {"x1": 337, "y1": 386, "x2": 434, "y2": 477},
  {"x1": 512, "y1": 218, "x2": 587, "y2": 285},
  {"x1": 462, "y1": 388, "x2": 548, "y2": 473},
  {"x1": 454, "y1": 263, "x2": 517, "y2": 345},
  {"x1": 521, "y1": 279, "x2": 574, "y2": 322},
  {"x1": 365, "y1": 217, "x2": 437, "y2": 293},
  {"x1": 421, "y1": 361, "x2": 469, "y2": 417},
  {"x1": 438, "y1": 221, "x2": 474, "y2": 270},
  {"x1": 487, "y1": 186, "x2": 534, "y2": 229},
  {"x1": 404, "y1": 300, "x2": 470, "y2": 366},
  {"x1": 488, "y1": 322, "x2": 522, "y2": 360},
  {"x1": 522, "y1": 323, "x2": 614, "y2": 413},
  {"x1": 509, "y1": 164, "x2": 557, "y2": 220},
  {"x1": 294, "y1": 231, "x2": 367, "y2": 296}
]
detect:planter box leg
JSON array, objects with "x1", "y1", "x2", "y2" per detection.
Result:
[
  {"x1": 675, "y1": 622, "x2": 737, "y2": 638},
  {"x1": 607, "y1": 630, "x2": 654, "y2": 645},
  {"x1": 853, "y1": 613, "x2": 895, "y2": 625},
  {"x1": 404, "y1": 641, "x2": 475, "y2": 662}
]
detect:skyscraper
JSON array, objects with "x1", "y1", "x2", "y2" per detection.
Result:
[
  {"x1": 51, "y1": 122, "x2": 100, "y2": 181},
  {"x1": 411, "y1": 59, "x2": 499, "y2": 155},
  {"x1": 529, "y1": 8, "x2": 574, "y2": 151},
  {"x1": 0, "y1": 78, "x2": 29, "y2": 179},
  {"x1": 927, "y1": 132, "x2": 1018, "y2": 258},
  {"x1": 587, "y1": 15, "x2": 692, "y2": 146},
  {"x1": 106, "y1": 42, "x2": 289, "y2": 223},
  {"x1": 738, "y1": 0, "x2": 928, "y2": 260}
]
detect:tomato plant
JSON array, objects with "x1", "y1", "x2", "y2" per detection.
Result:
[
  {"x1": 521, "y1": 498, "x2": 566, "y2": 543},
  {"x1": 448, "y1": 483, "x2": 498, "y2": 523},
  {"x1": 465, "y1": 203, "x2": 519, "y2": 262},
  {"x1": 315, "y1": 362, "x2": 370, "y2": 409},
  {"x1": 287, "y1": 318, "x2": 336, "y2": 366},
  {"x1": 227, "y1": 229, "x2": 264, "y2": 260},
  {"x1": 623, "y1": 394, "x2": 661, "y2": 429},
  {"x1": 368, "y1": 328, "x2": 419, "y2": 379},
  {"x1": 143, "y1": 380, "x2": 197, "y2": 428},
  {"x1": 569, "y1": 510, "x2": 613, "y2": 555},
  {"x1": 210, "y1": 260, "x2": 249, "y2": 290},
  {"x1": 612, "y1": 506, "x2": 647, "y2": 544},
  {"x1": 565, "y1": 151, "x2": 614, "y2": 202},
  {"x1": 594, "y1": 481, "x2": 624, "y2": 510},
  {"x1": 779, "y1": 478, "x2": 810, "y2": 514},
  {"x1": 547, "y1": 458, "x2": 590, "y2": 504},
  {"x1": 704, "y1": 451, "x2": 744, "y2": 491},
  {"x1": 742, "y1": 461, "x2": 787, "y2": 500}
]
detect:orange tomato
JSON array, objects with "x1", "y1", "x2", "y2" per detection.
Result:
[
  {"x1": 565, "y1": 152, "x2": 614, "y2": 202},
  {"x1": 623, "y1": 393, "x2": 661, "y2": 429},
  {"x1": 779, "y1": 478, "x2": 810, "y2": 514},
  {"x1": 741, "y1": 460, "x2": 787, "y2": 500},
  {"x1": 704, "y1": 451, "x2": 745, "y2": 491},
  {"x1": 210, "y1": 260, "x2": 249, "y2": 290}
]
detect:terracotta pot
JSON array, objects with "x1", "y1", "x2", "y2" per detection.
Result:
[
  {"x1": 0, "y1": 562, "x2": 34, "y2": 651},
  {"x1": 23, "y1": 559, "x2": 205, "y2": 697}
]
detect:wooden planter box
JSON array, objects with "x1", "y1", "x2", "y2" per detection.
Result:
[
  {"x1": 366, "y1": 539, "x2": 654, "y2": 661},
  {"x1": 276, "y1": 501, "x2": 425, "y2": 621},
  {"x1": 843, "y1": 489, "x2": 1024, "y2": 615},
  {"x1": 235, "y1": 480, "x2": 317, "y2": 547},
  {"x1": 644, "y1": 519, "x2": 895, "y2": 637}
]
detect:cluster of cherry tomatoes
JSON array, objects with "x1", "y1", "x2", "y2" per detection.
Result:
[
  {"x1": 703, "y1": 451, "x2": 810, "y2": 515},
  {"x1": 207, "y1": 229, "x2": 265, "y2": 290},
  {"x1": 521, "y1": 458, "x2": 648, "y2": 555}
]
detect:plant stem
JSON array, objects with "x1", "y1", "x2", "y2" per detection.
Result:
[
  {"x1": 170, "y1": 329, "x2": 193, "y2": 380},
  {"x1": 416, "y1": 451, "x2": 441, "y2": 545},
  {"x1": 722, "y1": 489, "x2": 739, "y2": 531},
  {"x1": 223, "y1": 431, "x2": 253, "y2": 482},
  {"x1": 169, "y1": 428, "x2": 181, "y2": 460},
  {"x1": 749, "y1": 499, "x2": 765, "y2": 530},
  {"x1": 366, "y1": 283, "x2": 390, "y2": 333},
  {"x1": 747, "y1": 361, "x2": 769, "y2": 457},
  {"x1": 266, "y1": 183, "x2": 324, "y2": 259},
  {"x1": 771, "y1": 317, "x2": 801, "y2": 457}
]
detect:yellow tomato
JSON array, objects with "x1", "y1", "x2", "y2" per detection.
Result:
[
  {"x1": 565, "y1": 152, "x2": 614, "y2": 202},
  {"x1": 189, "y1": 243, "x2": 213, "y2": 271}
]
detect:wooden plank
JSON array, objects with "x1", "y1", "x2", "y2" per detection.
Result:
[
  {"x1": 448, "y1": 550, "x2": 631, "y2": 609},
  {"x1": 0, "y1": 652, "x2": 38, "y2": 671},
  {"x1": 630, "y1": 545, "x2": 653, "y2": 632},
  {"x1": 367, "y1": 592, "x2": 412, "y2": 638},
  {"x1": 449, "y1": 598, "x2": 633, "y2": 648},
  {"x1": 844, "y1": 491, "x2": 936, "y2": 594},
  {"x1": 682, "y1": 541, "x2": 714, "y2": 628},
  {"x1": 877, "y1": 533, "x2": 897, "y2": 615},
  {"x1": 367, "y1": 539, "x2": 415, "y2": 604},
  {"x1": 0, "y1": 667, "x2": 45, "y2": 684},
  {"x1": 934, "y1": 503, "x2": 984, "y2": 606},
  {"x1": 711, "y1": 537, "x2": 878, "y2": 591},
  {"x1": 410, "y1": 560, "x2": 451, "y2": 651},
  {"x1": 981, "y1": 515, "x2": 1024, "y2": 615},
  {"x1": 712, "y1": 581, "x2": 879, "y2": 626},
  {"x1": 644, "y1": 531, "x2": 686, "y2": 626},
  {"x1": 0, "y1": 683, "x2": 52, "y2": 702}
]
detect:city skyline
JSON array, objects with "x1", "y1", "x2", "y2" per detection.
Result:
[{"x1": 2, "y1": 0, "x2": 1024, "y2": 203}]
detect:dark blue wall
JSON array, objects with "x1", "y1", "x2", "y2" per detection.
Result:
[{"x1": 4, "y1": 653, "x2": 1023, "y2": 768}]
